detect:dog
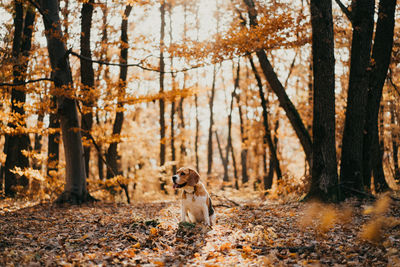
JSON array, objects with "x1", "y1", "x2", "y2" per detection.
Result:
[{"x1": 172, "y1": 167, "x2": 215, "y2": 226}]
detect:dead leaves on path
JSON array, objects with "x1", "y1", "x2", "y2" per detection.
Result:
[{"x1": 0, "y1": 198, "x2": 399, "y2": 266}]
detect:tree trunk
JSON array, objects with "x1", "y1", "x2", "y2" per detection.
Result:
[
  {"x1": 234, "y1": 79, "x2": 249, "y2": 185},
  {"x1": 248, "y1": 56, "x2": 282, "y2": 180},
  {"x1": 106, "y1": 5, "x2": 132, "y2": 181},
  {"x1": 178, "y1": 3, "x2": 188, "y2": 165},
  {"x1": 362, "y1": 0, "x2": 396, "y2": 191},
  {"x1": 207, "y1": 65, "x2": 217, "y2": 175},
  {"x1": 96, "y1": 4, "x2": 108, "y2": 181},
  {"x1": 194, "y1": 3, "x2": 200, "y2": 173},
  {"x1": 159, "y1": 0, "x2": 167, "y2": 194},
  {"x1": 222, "y1": 62, "x2": 239, "y2": 183},
  {"x1": 307, "y1": 0, "x2": 338, "y2": 202},
  {"x1": 47, "y1": 96, "x2": 60, "y2": 177},
  {"x1": 4, "y1": 2, "x2": 35, "y2": 196},
  {"x1": 194, "y1": 91, "x2": 200, "y2": 173},
  {"x1": 390, "y1": 100, "x2": 400, "y2": 181},
  {"x1": 243, "y1": 0, "x2": 312, "y2": 167},
  {"x1": 80, "y1": 0, "x2": 95, "y2": 179},
  {"x1": 168, "y1": 4, "x2": 176, "y2": 175},
  {"x1": 340, "y1": 0, "x2": 375, "y2": 199},
  {"x1": 40, "y1": 0, "x2": 92, "y2": 204},
  {"x1": 237, "y1": 102, "x2": 248, "y2": 185},
  {"x1": 215, "y1": 131, "x2": 226, "y2": 184},
  {"x1": 33, "y1": 112, "x2": 44, "y2": 170}
]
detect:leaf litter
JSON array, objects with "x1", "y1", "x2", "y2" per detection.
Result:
[{"x1": 0, "y1": 196, "x2": 399, "y2": 266}]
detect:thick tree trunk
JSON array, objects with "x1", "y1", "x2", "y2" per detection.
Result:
[
  {"x1": 307, "y1": 0, "x2": 338, "y2": 202},
  {"x1": 340, "y1": 0, "x2": 375, "y2": 199},
  {"x1": 207, "y1": 65, "x2": 217, "y2": 175},
  {"x1": 4, "y1": 3, "x2": 35, "y2": 196},
  {"x1": 80, "y1": 0, "x2": 95, "y2": 179},
  {"x1": 243, "y1": 0, "x2": 312, "y2": 167},
  {"x1": 40, "y1": 0, "x2": 92, "y2": 204},
  {"x1": 362, "y1": 0, "x2": 396, "y2": 191},
  {"x1": 106, "y1": 5, "x2": 132, "y2": 181},
  {"x1": 248, "y1": 56, "x2": 282, "y2": 180}
]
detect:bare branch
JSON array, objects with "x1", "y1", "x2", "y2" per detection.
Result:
[
  {"x1": 0, "y1": 78, "x2": 53, "y2": 87},
  {"x1": 334, "y1": 0, "x2": 352, "y2": 22},
  {"x1": 67, "y1": 50, "x2": 204, "y2": 74},
  {"x1": 388, "y1": 68, "x2": 400, "y2": 96}
]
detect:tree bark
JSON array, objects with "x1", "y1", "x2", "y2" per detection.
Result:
[
  {"x1": 4, "y1": 2, "x2": 35, "y2": 196},
  {"x1": 236, "y1": 98, "x2": 248, "y2": 185},
  {"x1": 248, "y1": 56, "x2": 282, "y2": 180},
  {"x1": 307, "y1": 0, "x2": 338, "y2": 202},
  {"x1": 207, "y1": 65, "x2": 217, "y2": 175},
  {"x1": 362, "y1": 0, "x2": 396, "y2": 191},
  {"x1": 340, "y1": 0, "x2": 375, "y2": 199},
  {"x1": 168, "y1": 4, "x2": 177, "y2": 175},
  {"x1": 80, "y1": 0, "x2": 95, "y2": 179},
  {"x1": 243, "y1": 0, "x2": 312, "y2": 167},
  {"x1": 390, "y1": 100, "x2": 400, "y2": 181},
  {"x1": 47, "y1": 96, "x2": 60, "y2": 177},
  {"x1": 33, "y1": 112, "x2": 44, "y2": 170},
  {"x1": 96, "y1": 4, "x2": 108, "y2": 181},
  {"x1": 106, "y1": 5, "x2": 132, "y2": 181},
  {"x1": 40, "y1": 0, "x2": 92, "y2": 204},
  {"x1": 158, "y1": 0, "x2": 167, "y2": 194}
]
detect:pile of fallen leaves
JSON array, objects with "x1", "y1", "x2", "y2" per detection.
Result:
[{"x1": 0, "y1": 195, "x2": 399, "y2": 266}]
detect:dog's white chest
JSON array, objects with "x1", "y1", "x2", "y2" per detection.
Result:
[{"x1": 182, "y1": 195, "x2": 207, "y2": 222}]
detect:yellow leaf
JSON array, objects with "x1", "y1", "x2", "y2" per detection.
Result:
[
  {"x1": 132, "y1": 242, "x2": 141, "y2": 248},
  {"x1": 150, "y1": 227, "x2": 158, "y2": 235}
]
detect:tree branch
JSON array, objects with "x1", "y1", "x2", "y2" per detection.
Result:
[
  {"x1": 388, "y1": 68, "x2": 400, "y2": 96},
  {"x1": 0, "y1": 77, "x2": 53, "y2": 87},
  {"x1": 334, "y1": 0, "x2": 352, "y2": 22},
  {"x1": 67, "y1": 50, "x2": 204, "y2": 74}
]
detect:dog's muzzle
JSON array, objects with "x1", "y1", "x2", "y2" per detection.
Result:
[{"x1": 172, "y1": 175, "x2": 186, "y2": 189}]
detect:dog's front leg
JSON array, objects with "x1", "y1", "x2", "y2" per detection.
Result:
[
  {"x1": 181, "y1": 203, "x2": 187, "y2": 222},
  {"x1": 202, "y1": 204, "x2": 210, "y2": 226}
]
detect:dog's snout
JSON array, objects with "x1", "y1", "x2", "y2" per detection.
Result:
[{"x1": 172, "y1": 175, "x2": 177, "y2": 183}]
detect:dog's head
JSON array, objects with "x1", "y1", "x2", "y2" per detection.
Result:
[{"x1": 172, "y1": 167, "x2": 200, "y2": 189}]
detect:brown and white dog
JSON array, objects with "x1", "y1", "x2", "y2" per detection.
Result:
[{"x1": 172, "y1": 167, "x2": 215, "y2": 226}]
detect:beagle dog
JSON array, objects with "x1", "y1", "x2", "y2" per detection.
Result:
[{"x1": 172, "y1": 167, "x2": 216, "y2": 226}]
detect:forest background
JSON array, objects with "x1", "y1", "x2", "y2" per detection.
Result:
[
  {"x1": 1, "y1": 0, "x2": 400, "y2": 265},
  {"x1": 0, "y1": 0, "x2": 399, "y2": 203}
]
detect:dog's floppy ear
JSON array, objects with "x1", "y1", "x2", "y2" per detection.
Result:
[{"x1": 187, "y1": 169, "x2": 200, "y2": 186}]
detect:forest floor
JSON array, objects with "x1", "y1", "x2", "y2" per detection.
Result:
[{"x1": 1, "y1": 194, "x2": 400, "y2": 266}]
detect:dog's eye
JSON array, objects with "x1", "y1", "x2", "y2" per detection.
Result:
[{"x1": 180, "y1": 172, "x2": 185, "y2": 176}]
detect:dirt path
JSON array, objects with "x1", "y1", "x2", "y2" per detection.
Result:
[{"x1": 0, "y1": 198, "x2": 399, "y2": 266}]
